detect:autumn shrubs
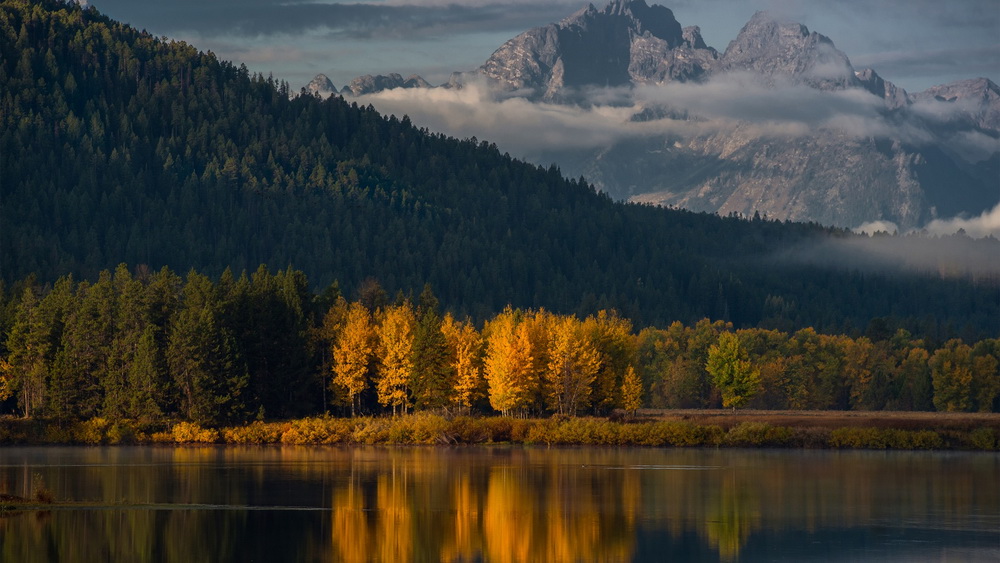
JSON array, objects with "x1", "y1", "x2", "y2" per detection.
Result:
[{"x1": 1, "y1": 414, "x2": 996, "y2": 450}]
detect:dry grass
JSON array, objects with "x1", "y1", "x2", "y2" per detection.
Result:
[{"x1": 637, "y1": 409, "x2": 1000, "y2": 432}]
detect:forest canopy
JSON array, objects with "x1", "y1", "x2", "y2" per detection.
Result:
[
  {"x1": 1, "y1": 265, "x2": 996, "y2": 424},
  {"x1": 1, "y1": 0, "x2": 997, "y2": 341}
]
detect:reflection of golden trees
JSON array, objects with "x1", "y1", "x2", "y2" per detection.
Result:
[
  {"x1": 3, "y1": 448, "x2": 998, "y2": 562},
  {"x1": 704, "y1": 471, "x2": 761, "y2": 562},
  {"x1": 377, "y1": 471, "x2": 413, "y2": 563},
  {"x1": 331, "y1": 477, "x2": 370, "y2": 563},
  {"x1": 483, "y1": 466, "x2": 537, "y2": 563}
]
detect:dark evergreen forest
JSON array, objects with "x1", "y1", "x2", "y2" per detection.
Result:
[{"x1": 1, "y1": 0, "x2": 997, "y2": 344}]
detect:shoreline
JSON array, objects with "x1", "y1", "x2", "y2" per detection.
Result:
[{"x1": 1, "y1": 411, "x2": 997, "y2": 451}]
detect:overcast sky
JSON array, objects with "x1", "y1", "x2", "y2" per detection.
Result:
[{"x1": 86, "y1": 0, "x2": 998, "y2": 94}]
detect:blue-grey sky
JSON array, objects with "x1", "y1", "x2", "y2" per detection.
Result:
[{"x1": 85, "y1": 0, "x2": 998, "y2": 94}]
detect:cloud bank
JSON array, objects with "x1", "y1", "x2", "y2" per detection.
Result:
[
  {"x1": 357, "y1": 72, "x2": 986, "y2": 159},
  {"x1": 857, "y1": 204, "x2": 1000, "y2": 238}
]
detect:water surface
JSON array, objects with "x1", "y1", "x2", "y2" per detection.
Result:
[{"x1": 0, "y1": 446, "x2": 997, "y2": 562}]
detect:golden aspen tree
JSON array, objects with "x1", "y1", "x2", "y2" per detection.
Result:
[
  {"x1": 583, "y1": 310, "x2": 636, "y2": 414},
  {"x1": 0, "y1": 358, "x2": 12, "y2": 401},
  {"x1": 376, "y1": 302, "x2": 416, "y2": 415},
  {"x1": 441, "y1": 313, "x2": 483, "y2": 414},
  {"x1": 483, "y1": 307, "x2": 534, "y2": 417},
  {"x1": 621, "y1": 365, "x2": 642, "y2": 416},
  {"x1": 525, "y1": 309, "x2": 554, "y2": 412},
  {"x1": 544, "y1": 315, "x2": 600, "y2": 415},
  {"x1": 332, "y1": 302, "x2": 376, "y2": 416}
]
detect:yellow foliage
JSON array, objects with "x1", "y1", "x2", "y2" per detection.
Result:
[
  {"x1": 441, "y1": 313, "x2": 483, "y2": 412},
  {"x1": 0, "y1": 358, "x2": 11, "y2": 402},
  {"x1": 621, "y1": 365, "x2": 642, "y2": 415},
  {"x1": 545, "y1": 315, "x2": 600, "y2": 415},
  {"x1": 484, "y1": 308, "x2": 535, "y2": 416},
  {"x1": 376, "y1": 303, "x2": 416, "y2": 414},
  {"x1": 333, "y1": 302, "x2": 377, "y2": 415}
]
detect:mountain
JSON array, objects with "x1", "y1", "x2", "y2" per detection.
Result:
[
  {"x1": 475, "y1": 0, "x2": 716, "y2": 100},
  {"x1": 341, "y1": 73, "x2": 430, "y2": 96},
  {"x1": 306, "y1": 73, "x2": 337, "y2": 97},
  {"x1": 2, "y1": 0, "x2": 998, "y2": 340},
  {"x1": 911, "y1": 77, "x2": 1000, "y2": 132},
  {"x1": 715, "y1": 11, "x2": 858, "y2": 90},
  {"x1": 325, "y1": 0, "x2": 998, "y2": 231},
  {"x1": 855, "y1": 68, "x2": 909, "y2": 110}
]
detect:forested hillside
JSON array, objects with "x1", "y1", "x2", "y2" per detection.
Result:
[{"x1": 1, "y1": 0, "x2": 997, "y2": 341}]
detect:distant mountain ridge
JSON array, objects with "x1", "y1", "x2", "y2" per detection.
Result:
[{"x1": 314, "y1": 0, "x2": 999, "y2": 230}]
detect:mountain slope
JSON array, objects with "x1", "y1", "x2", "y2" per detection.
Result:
[
  {"x1": 331, "y1": 0, "x2": 998, "y2": 231},
  {"x1": 2, "y1": 0, "x2": 997, "y2": 338}
]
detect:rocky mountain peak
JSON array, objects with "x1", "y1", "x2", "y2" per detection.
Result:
[
  {"x1": 682, "y1": 26, "x2": 708, "y2": 50},
  {"x1": 913, "y1": 78, "x2": 1000, "y2": 132},
  {"x1": 598, "y1": 0, "x2": 683, "y2": 46},
  {"x1": 478, "y1": 0, "x2": 713, "y2": 100},
  {"x1": 339, "y1": 73, "x2": 430, "y2": 97},
  {"x1": 855, "y1": 68, "x2": 909, "y2": 110},
  {"x1": 719, "y1": 11, "x2": 859, "y2": 90},
  {"x1": 306, "y1": 74, "x2": 337, "y2": 98}
]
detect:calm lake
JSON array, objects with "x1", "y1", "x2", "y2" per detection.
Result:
[{"x1": 0, "y1": 446, "x2": 997, "y2": 562}]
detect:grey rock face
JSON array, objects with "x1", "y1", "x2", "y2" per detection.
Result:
[
  {"x1": 912, "y1": 78, "x2": 1000, "y2": 131},
  {"x1": 478, "y1": 0, "x2": 717, "y2": 99},
  {"x1": 855, "y1": 69, "x2": 909, "y2": 110},
  {"x1": 340, "y1": 73, "x2": 431, "y2": 96},
  {"x1": 306, "y1": 74, "x2": 337, "y2": 98},
  {"x1": 718, "y1": 11, "x2": 859, "y2": 90}
]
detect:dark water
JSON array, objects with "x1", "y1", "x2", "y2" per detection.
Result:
[{"x1": 0, "y1": 446, "x2": 997, "y2": 562}]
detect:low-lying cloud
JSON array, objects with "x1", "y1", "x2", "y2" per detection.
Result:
[
  {"x1": 357, "y1": 72, "x2": 974, "y2": 159},
  {"x1": 799, "y1": 230, "x2": 1000, "y2": 278},
  {"x1": 857, "y1": 203, "x2": 1000, "y2": 240}
]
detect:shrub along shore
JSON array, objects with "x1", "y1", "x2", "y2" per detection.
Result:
[{"x1": 1, "y1": 412, "x2": 997, "y2": 451}]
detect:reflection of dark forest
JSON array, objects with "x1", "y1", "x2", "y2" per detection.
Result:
[{"x1": 1, "y1": 447, "x2": 997, "y2": 562}]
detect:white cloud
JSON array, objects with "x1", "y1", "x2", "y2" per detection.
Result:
[
  {"x1": 924, "y1": 203, "x2": 1000, "y2": 238},
  {"x1": 853, "y1": 220, "x2": 900, "y2": 235},
  {"x1": 356, "y1": 73, "x2": 951, "y2": 161}
]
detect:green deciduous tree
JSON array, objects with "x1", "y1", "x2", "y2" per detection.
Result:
[
  {"x1": 930, "y1": 339, "x2": 974, "y2": 412},
  {"x1": 706, "y1": 332, "x2": 761, "y2": 410}
]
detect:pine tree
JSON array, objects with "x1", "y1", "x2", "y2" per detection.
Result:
[
  {"x1": 410, "y1": 285, "x2": 451, "y2": 410},
  {"x1": 6, "y1": 287, "x2": 47, "y2": 418},
  {"x1": 168, "y1": 272, "x2": 248, "y2": 424}
]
